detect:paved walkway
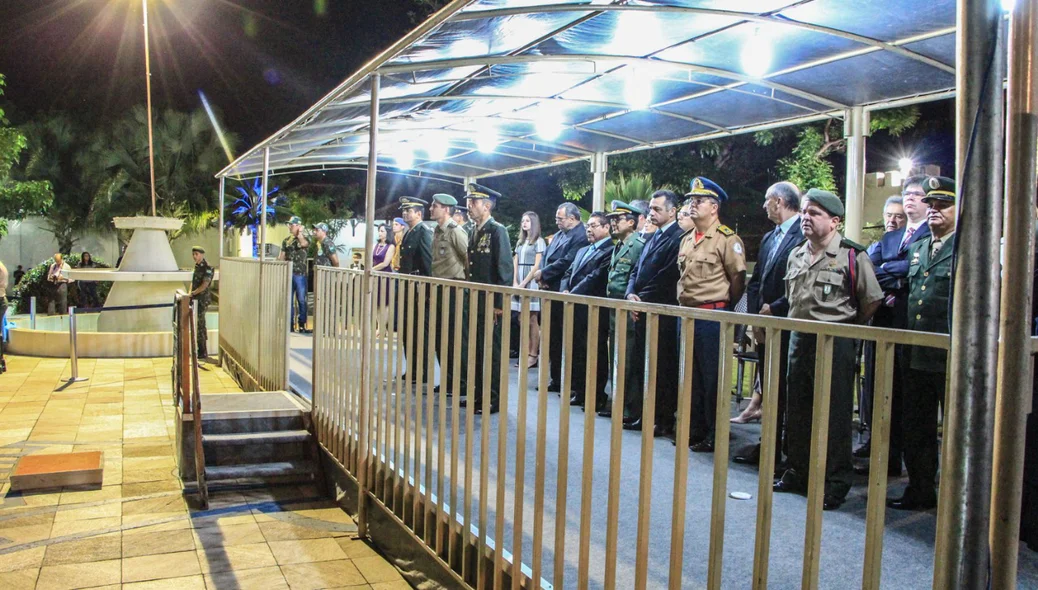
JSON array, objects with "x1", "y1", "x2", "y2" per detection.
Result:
[{"x1": 0, "y1": 355, "x2": 409, "y2": 590}]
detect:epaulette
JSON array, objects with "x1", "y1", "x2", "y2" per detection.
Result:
[
  {"x1": 840, "y1": 237, "x2": 867, "y2": 252},
  {"x1": 717, "y1": 224, "x2": 735, "y2": 237},
  {"x1": 633, "y1": 234, "x2": 646, "y2": 245}
]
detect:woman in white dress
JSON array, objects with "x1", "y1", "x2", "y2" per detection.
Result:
[{"x1": 512, "y1": 212, "x2": 546, "y2": 369}]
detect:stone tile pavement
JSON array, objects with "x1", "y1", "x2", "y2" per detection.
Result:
[{"x1": 0, "y1": 356, "x2": 409, "y2": 590}]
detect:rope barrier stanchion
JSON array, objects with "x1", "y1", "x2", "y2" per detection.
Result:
[
  {"x1": 30, "y1": 297, "x2": 36, "y2": 330},
  {"x1": 65, "y1": 306, "x2": 87, "y2": 384}
]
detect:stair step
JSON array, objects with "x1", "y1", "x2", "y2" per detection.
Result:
[
  {"x1": 204, "y1": 461, "x2": 313, "y2": 482},
  {"x1": 202, "y1": 431, "x2": 311, "y2": 446}
]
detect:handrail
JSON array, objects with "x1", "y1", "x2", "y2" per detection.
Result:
[{"x1": 188, "y1": 295, "x2": 209, "y2": 510}]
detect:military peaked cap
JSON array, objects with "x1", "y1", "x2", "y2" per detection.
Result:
[
  {"x1": 398, "y1": 196, "x2": 429, "y2": 210},
  {"x1": 922, "y1": 176, "x2": 956, "y2": 203},
  {"x1": 607, "y1": 200, "x2": 646, "y2": 217},
  {"x1": 685, "y1": 177, "x2": 729, "y2": 203},
  {"x1": 465, "y1": 183, "x2": 501, "y2": 203}
]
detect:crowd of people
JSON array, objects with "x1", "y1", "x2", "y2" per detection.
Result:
[{"x1": 372, "y1": 174, "x2": 1038, "y2": 520}]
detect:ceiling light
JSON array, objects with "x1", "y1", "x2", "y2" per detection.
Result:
[
  {"x1": 741, "y1": 27, "x2": 772, "y2": 78},
  {"x1": 476, "y1": 126, "x2": 500, "y2": 153},
  {"x1": 424, "y1": 134, "x2": 449, "y2": 162},
  {"x1": 625, "y1": 66, "x2": 653, "y2": 110},
  {"x1": 1003, "y1": 0, "x2": 1016, "y2": 12},
  {"x1": 535, "y1": 107, "x2": 564, "y2": 140},
  {"x1": 392, "y1": 142, "x2": 414, "y2": 170}
]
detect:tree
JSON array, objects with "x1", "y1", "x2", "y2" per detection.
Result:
[
  {"x1": 0, "y1": 74, "x2": 53, "y2": 239},
  {"x1": 225, "y1": 177, "x2": 292, "y2": 257}
]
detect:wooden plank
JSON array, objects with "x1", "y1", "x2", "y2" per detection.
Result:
[
  {"x1": 437, "y1": 285, "x2": 450, "y2": 555},
  {"x1": 577, "y1": 304, "x2": 601, "y2": 590},
  {"x1": 669, "y1": 316, "x2": 695, "y2": 589},
  {"x1": 530, "y1": 298, "x2": 552, "y2": 587},
  {"x1": 752, "y1": 327, "x2": 782, "y2": 589},
  {"x1": 11, "y1": 452, "x2": 104, "y2": 491},
  {"x1": 634, "y1": 313, "x2": 659, "y2": 589},
  {"x1": 478, "y1": 290, "x2": 494, "y2": 590},
  {"x1": 424, "y1": 285, "x2": 438, "y2": 543},
  {"x1": 553, "y1": 302, "x2": 576, "y2": 589},
  {"x1": 802, "y1": 333, "x2": 835, "y2": 590},
  {"x1": 511, "y1": 296, "x2": 531, "y2": 590},
  {"x1": 464, "y1": 286, "x2": 479, "y2": 585},
  {"x1": 603, "y1": 308, "x2": 627, "y2": 590},
  {"x1": 449, "y1": 284, "x2": 464, "y2": 569},
  {"x1": 707, "y1": 322, "x2": 735, "y2": 589},
  {"x1": 494, "y1": 294, "x2": 512, "y2": 590},
  {"x1": 862, "y1": 340, "x2": 895, "y2": 590}
]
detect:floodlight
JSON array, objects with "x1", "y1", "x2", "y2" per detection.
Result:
[
  {"x1": 625, "y1": 67, "x2": 653, "y2": 110},
  {"x1": 392, "y1": 142, "x2": 414, "y2": 170},
  {"x1": 424, "y1": 134, "x2": 449, "y2": 162},
  {"x1": 536, "y1": 107, "x2": 564, "y2": 140},
  {"x1": 741, "y1": 27, "x2": 772, "y2": 78},
  {"x1": 1003, "y1": 0, "x2": 1016, "y2": 12},
  {"x1": 898, "y1": 157, "x2": 914, "y2": 176},
  {"x1": 476, "y1": 127, "x2": 500, "y2": 153}
]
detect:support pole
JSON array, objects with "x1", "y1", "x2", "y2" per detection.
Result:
[
  {"x1": 260, "y1": 147, "x2": 270, "y2": 261},
  {"x1": 65, "y1": 307, "x2": 87, "y2": 383},
  {"x1": 218, "y1": 177, "x2": 226, "y2": 261},
  {"x1": 141, "y1": 0, "x2": 157, "y2": 217},
  {"x1": 591, "y1": 152, "x2": 608, "y2": 212},
  {"x1": 357, "y1": 72, "x2": 380, "y2": 537},
  {"x1": 990, "y1": 1, "x2": 1038, "y2": 587},
  {"x1": 843, "y1": 107, "x2": 869, "y2": 242},
  {"x1": 934, "y1": 1, "x2": 1006, "y2": 587},
  {"x1": 30, "y1": 297, "x2": 36, "y2": 330}
]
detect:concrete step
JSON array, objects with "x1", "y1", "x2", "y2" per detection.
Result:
[
  {"x1": 205, "y1": 460, "x2": 314, "y2": 482},
  {"x1": 202, "y1": 430, "x2": 311, "y2": 446}
]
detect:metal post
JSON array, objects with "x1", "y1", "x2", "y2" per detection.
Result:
[
  {"x1": 934, "y1": 1, "x2": 1006, "y2": 588},
  {"x1": 990, "y1": 1, "x2": 1038, "y2": 586},
  {"x1": 843, "y1": 106, "x2": 869, "y2": 242},
  {"x1": 591, "y1": 152, "x2": 608, "y2": 212},
  {"x1": 66, "y1": 307, "x2": 87, "y2": 383},
  {"x1": 141, "y1": 0, "x2": 157, "y2": 217},
  {"x1": 260, "y1": 147, "x2": 270, "y2": 261},
  {"x1": 192, "y1": 299, "x2": 200, "y2": 366},
  {"x1": 30, "y1": 296, "x2": 36, "y2": 330},
  {"x1": 357, "y1": 72, "x2": 380, "y2": 537},
  {"x1": 218, "y1": 177, "x2": 226, "y2": 260}
]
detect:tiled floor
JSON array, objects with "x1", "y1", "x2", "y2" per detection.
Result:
[{"x1": 0, "y1": 356, "x2": 409, "y2": 590}]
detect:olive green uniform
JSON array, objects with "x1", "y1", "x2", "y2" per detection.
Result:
[
  {"x1": 466, "y1": 217, "x2": 513, "y2": 407},
  {"x1": 779, "y1": 234, "x2": 883, "y2": 501},
  {"x1": 900, "y1": 232, "x2": 955, "y2": 502},
  {"x1": 191, "y1": 258, "x2": 214, "y2": 358},
  {"x1": 607, "y1": 232, "x2": 645, "y2": 412},
  {"x1": 431, "y1": 219, "x2": 469, "y2": 390}
]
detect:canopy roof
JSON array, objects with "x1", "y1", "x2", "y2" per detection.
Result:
[{"x1": 218, "y1": 0, "x2": 958, "y2": 181}]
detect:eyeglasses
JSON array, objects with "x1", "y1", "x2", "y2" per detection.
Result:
[
  {"x1": 586, "y1": 223, "x2": 606, "y2": 229},
  {"x1": 902, "y1": 190, "x2": 926, "y2": 198}
]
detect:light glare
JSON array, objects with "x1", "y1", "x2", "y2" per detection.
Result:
[
  {"x1": 741, "y1": 27, "x2": 772, "y2": 78},
  {"x1": 392, "y1": 142, "x2": 414, "y2": 170},
  {"x1": 1003, "y1": 0, "x2": 1016, "y2": 12},
  {"x1": 898, "y1": 157, "x2": 914, "y2": 176},
  {"x1": 535, "y1": 107, "x2": 564, "y2": 140},
  {"x1": 424, "y1": 134, "x2": 449, "y2": 162},
  {"x1": 476, "y1": 128, "x2": 500, "y2": 153},
  {"x1": 625, "y1": 67, "x2": 652, "y2": 110}
]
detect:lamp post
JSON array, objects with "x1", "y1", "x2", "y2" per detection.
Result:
[{"x1": 141, "y1": 0, "x2": 157, "y2": 217}]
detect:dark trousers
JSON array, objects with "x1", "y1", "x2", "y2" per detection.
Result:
[
  {"x1": 785, "y1": 332, "x2": 856, "y2": 500},
  {"x1": 861, "y1": 341, "x2": 905, "y2": 463},
  {"x1": 196, "y1": 301, "x2": 209, "y2": 358},
  {"x1": 432, "y1": 286, "x2": 465, "y2": 390},
  {"x1": 901, "y1": 367, "x2": 945, "y2": 501},
  {"x1": 466, "y1": 292, "x2": 502, "y2": 405},
  {"x1": 623, "y1": 313, "x2": 679, "y2": 425},
  {"x1": 690, "y1": 318, "x2": 721, "y2": 443},
  {"x1": 755, "y1": 330, "x2": 792, "y2": 461},
  {"x1": 572, "y1": 304, "x2": 609, "y2": 403},
  {"x1": 548, "y1": 298, "x2": 564, "y2": 385},
  {"x1": 402, "y1": 284, "x2": 431, "y2": 383},
  {"x1": 291, "y1": 274, "x2": 308, "y2": 330}
]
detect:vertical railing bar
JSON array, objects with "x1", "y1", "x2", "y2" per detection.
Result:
[
  {"x1": 424, "y1": 284, "x2": 438, "y2": 543},
  {"x1": 392, "y1": 276, "x2": 405, "y2": 515},
  {"x1": 603, "y1": 305, "x2": 627, "y2": 590},
  {"x1": 634, "y1": 312, "x2": 659, "y2": 589},
  {"x1": 403, "y1": 280, "x2": 416, "y2": 527},
  {"x1": 510, "y1": 296, "x2": 531, "y2": 590},
  {"x1": 478, "y1": 288, "x2": 494, "y2": 590},
  {"x1": 313, "y1": 270, "x2": 323, "y2": 453},
  {"x1": 577, "y1": 303, "x2": 601, "y2": 590},
  {"x1": 464, "y1": 286, "x2": 479, "y2": 584},
  {"x1": 335, "y1": 273, "x2": 345, "y2": 466},
  {"x1": 668, "y1": 314, "x2": 696, "y2": 590},
  {"x1": 371, "y1": 275, "x2": 383, "y2": 496},
  {"x1": 414, "y1": 282, "x2": 428, "y2": 532},
  {"x1": 449, "y1": 283, "x2": 464, "y2": 570},
  {"x1": 553, "y1": 301, "x2": 576, "y2": 589},
  {"x1": 531, "y1": 298, "x2": 552, "y2": 587},
  {"x1": 752, "y1": 326, "x2": 782, "y2": 589},
  {"x1": 437, "y1": 285, "x2": 450, "y2": 555},
  {"x1": 384, "y1": 277, "x2": 397, "y2": 502},
  {"x1": 861, "y1": 339, "x2": 895, "y2": 590},
  {"x1": 802, "y1": 333, "x2": 835, "y2": 590},
  {"x1": 346, "y1": 273, "x2": 357, "y2": 470},
  {"x1": 493, "y1": 290, "x2": 512, "y2": 590},
  {"x1": 707, "y1": 321, "x2": 735, "y2": 589}
]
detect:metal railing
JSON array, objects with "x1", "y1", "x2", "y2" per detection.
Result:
[
  {"x1": 218, "y1": 257, "x2": 292, "y2": 391},
  {"x1": 311, "y1": 267, "x2": 961, "y2": 589}
]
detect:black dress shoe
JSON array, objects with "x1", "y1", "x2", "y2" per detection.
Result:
[
  {"x1": 853, "y1": 440, "x2": 872, "y2": 458},
  {"x1": 653, "y1": 423, "x2": 674, "y2": 438},
  {"x1": 886, "y1": 493, "x2": 936, "y2": 511},
  {"x1": 622, "y1": 418, "x2": 643, "y2": 431},
  {"x1": 593, "y1": 398, "x2": 609, "y2": 413},
  {"x1": 547, "y1": 381, "x2": 561, "y2": 393},
  {"x1": 597, "y1": 407, "x2": 612, "y2": 418},
  {"x1": 474, "y1": 403, "x2": 500, "y2": 415},
  {"x1": 690, "y1": 439, "x2": 715, "y2": 453},
  {"x1": 823, "y1": 495, "x2": 845, "y2": 511},
  {"x1": 733, "y1": 444, "x2": 762, "y2": 465},
  {"x1": 570, "y1": 394, "x2": 584, "y2": 406},
  {"x1": 773, "y1": 478, "x2": 805, "y2": 495}
]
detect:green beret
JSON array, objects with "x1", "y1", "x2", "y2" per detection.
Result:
[
  {"x1": 803, "y1": 188, "x2": 845, "y2": 217},
  {"x1": 431, "y1": 193, "x2": 458, "y2": 207},
  {"x1": 607, "y1": 200, "x2": 646, "y2": 217},
  {"x1": 922, "y1": 176, "x2": 956, "y2": 203},
  {"x1": 192, "y1": 246, "x2": 205, "y2": 254}
]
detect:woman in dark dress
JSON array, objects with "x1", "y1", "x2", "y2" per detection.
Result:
[{"x1": 77, "y1": 252, "x2": 98, "y2": 309}]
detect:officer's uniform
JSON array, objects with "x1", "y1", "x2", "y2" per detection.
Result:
[
  {"x1": 191, "y1": 247, "x2": 215, "y2": 358},
  {"x1": 775, "y1": 189, "x2": 883, "y2": 507},
  {"x1": 897, "y1": 176, "x2": 957, "y2": 509},
  {"x1": 397, "y1": 197, "x2": 433, "y2": 383},
  {"x1": 430, "y1": 193, "x2": 469, "y2": 392},
  {"x1": 454, "y1": 205, "x2": 474, "y2": 236},
  {"x1": 464, "y1": 184, "x2": 513, "y2": 412},
  {"x1": 676, "y1": 178, "x2": 746, "y2": 449}
]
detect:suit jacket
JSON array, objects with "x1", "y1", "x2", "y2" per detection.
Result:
[
  {"x1": 540, "y1": 224, "x2": 588, "y2": 292},
  {"x1": 398, "y1": 223, "x2": 433, "y2": 276},
  {"x1": 746, "y1": 219, "x2": 803, "y2": 317},
  {"x1": 626, "y1": 222, "x2": 683, "y2": 305},
  {"x1": 869, "y1": 223, "x2": 931, "y2": 328},
  {"x1": 561, "y1": 241, "x2": 612, "y2": 296}
]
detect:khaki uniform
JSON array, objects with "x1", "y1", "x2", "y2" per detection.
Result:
[
  {"x1": 675, "y1": 221, "x2": 746, "y2": 442},
  {"x1": 431, "y1": 220, "x2": 469, "y2": 280},
  {"x1": 779, "y1": 233, "x2": 883, "y2": 501}
]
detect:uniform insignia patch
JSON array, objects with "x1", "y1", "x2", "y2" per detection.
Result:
[
  {"x1": 733, "y1": 242, "x2": 743, "y2": 255},
  {"x1": 928, "y1": 176, "x2": 941, "y2": 190},
  {"x1": 717, "y1": 224, "x2": 734, "y2": 236}
]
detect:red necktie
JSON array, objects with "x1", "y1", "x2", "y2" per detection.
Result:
[{"x1": 898, "y1": 226, "x2": 916, "y2": 254}]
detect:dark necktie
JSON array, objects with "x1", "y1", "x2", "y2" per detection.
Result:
[{"x1": 899, "y1": 226, "x2": 917, "y2": 254}]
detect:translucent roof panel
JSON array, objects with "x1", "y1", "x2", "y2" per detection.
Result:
[{"x1": 219, "y1": 0, "x2": 961, "y2": 180}]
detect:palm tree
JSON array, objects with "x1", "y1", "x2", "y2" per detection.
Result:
[
  {"x1": 604, "y1": 172, "x2": 658, "y2": 204},
  {"x1": 225, "y1": 177, "x2": 291, "y2": 257}
]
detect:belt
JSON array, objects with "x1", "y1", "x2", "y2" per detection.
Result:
[{"x1": 695, "y1": 301, "x2": 727, "y2": 310}]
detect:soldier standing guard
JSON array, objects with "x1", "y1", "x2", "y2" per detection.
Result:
[
  {"x1": 429, "y1": 193, "x2": 469, "y2": 394},
  {"x1": 397, "y1": 197, "x2": 433, "y2": 383},
  {"x1": 597, "y1": 200, "x2": 646, "y2": 418},
  {"x1": 460, "y1": 183, "x2": 513, "y2": 414},
  {"x1": 190, "y1": 246, "x2": 215, "y2": 360},
  {"x1": 768, "y1": 189, "x2": 883, "y2": 511},
  {"x1": 676, "y1": 177, "x2": 747, "y2": 452}
]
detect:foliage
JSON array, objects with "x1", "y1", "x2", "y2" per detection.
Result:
[
  {"x1": 407, "y1": 0, "x2": 451, "y2": 24},
  {"x1": 775, "y1": 126, "x2": 838, "y2": 192},
  {"x1": 604, "y1": 172, "x2": 657, "y2": 204},
  {"x1": 0, "y1": 74, "x2": 54, "y2": 240},
  {"x1": 224, "y1": 177, "x2": 291, "y2": 257},
  {"x1": 12, "y1": 253, "x2": 113, "y2": 314}
]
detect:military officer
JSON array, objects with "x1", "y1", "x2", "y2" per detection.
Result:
[
  {"x1": 461, "y1": 183, "x2": 513, "y2": 414},
  {"x1": 676, "y1": 177, "x2": 747, "y2": 452},
  {"x1": 768, "y1": 189, "x2": 883, "y2": 511},
  {"x1": 888, "y1": 176, "x2": 957, "y2": 511},
  {"x1": 398, "y1": 197, "x2": 433, "y2": 383},
  {"x1": 190, "y1": 246, "x2": 215, "y2": 360},
  {"x1": 429, "y1": 193, "x2": 469, "y2": 393},
  {"x1": 453, "y1": 205, "x2": 474, "y2": 236},
  {"x1": 597, "y1": 201, "x2": 646, "y2": 418},
  {"x1": 311, "y1": 223, "x2": 339, "y2": 268}
]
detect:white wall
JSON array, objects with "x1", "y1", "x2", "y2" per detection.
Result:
[{"x1": 0, "y1": 217, "x2": 120, "y2": 290}]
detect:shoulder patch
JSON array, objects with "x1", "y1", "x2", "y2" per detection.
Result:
[
  {"x1": 840, "y1": 237, "x2": 867, "y2": 252},
  {"x1": 717, "y1": 224, "x2": 735, "y2": 236}
]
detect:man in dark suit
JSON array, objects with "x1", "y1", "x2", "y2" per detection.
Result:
[
  {"x1": 733, "y1": 181, "x2": 803, "y2": 469},
  {"x1": 623, "y1": 190, "x2": 684, "y2": 435},
  {"x1": 533, "y1": 202, "x2": 588, "y2": 393},
  {"x1": 856, "y1": 176, "x2": 931, "y2": 473},
  {"x1": 562, "y1": 211, "x2": 613, "y2": 411},
  {"x1": 398, "y1": 197, "x2": 433, "y2": 383}
]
